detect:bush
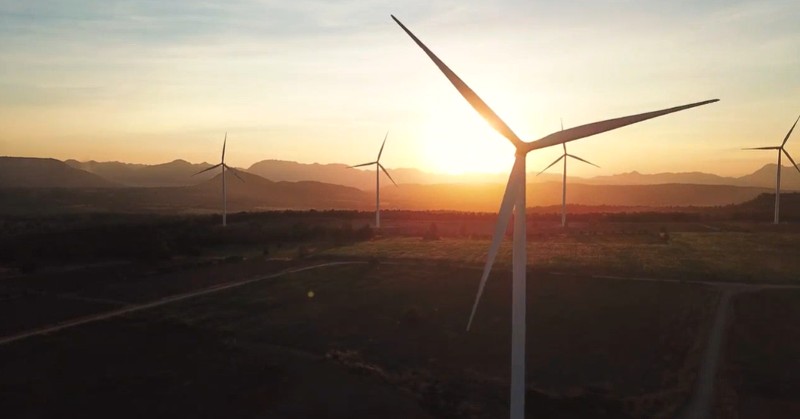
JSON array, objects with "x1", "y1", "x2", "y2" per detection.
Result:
[{"x1": 422, "y1": 222, "x2": 440, "y2": 241}]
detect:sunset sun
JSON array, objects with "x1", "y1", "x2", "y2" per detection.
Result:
[{"x1": 419, "y1": 108, "x2": 516, "y2": 175}]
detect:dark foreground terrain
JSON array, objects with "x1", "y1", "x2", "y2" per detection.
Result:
[{"x1": 1, "y1": 212, "x2": 799, "y2": 418}]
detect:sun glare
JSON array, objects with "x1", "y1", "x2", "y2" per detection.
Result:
[{"x1": 419, "y1": 109, "x2": 516, "y2": 175}]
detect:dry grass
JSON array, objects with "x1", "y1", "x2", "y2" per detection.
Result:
[{"x1": 321, "y1": 232, "x2": 800, "y2": 283}]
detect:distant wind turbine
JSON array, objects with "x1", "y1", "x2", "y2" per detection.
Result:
[
  {"x1": 742, "y1": 114, "x2": 800, "y2": 224},
  {"x1": 537, "y1": 120, "x2": 600, "y2": 227},
  {"x1": 348, "y1": 132, "x2": 397, "y2": 228},
  {"x1": 392, "y1": 14, "x2": 718, "y2": 419},
  {"x1": 193, "y1": 132, "x2": 245, "y2": 227}
]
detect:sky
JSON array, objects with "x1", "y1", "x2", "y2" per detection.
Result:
[{"x1": 1, "y1": 0, "x2": 798, "y2": 178}]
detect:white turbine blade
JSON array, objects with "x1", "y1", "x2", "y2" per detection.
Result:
[
  {"x1": 378, "y1": 163, "x2": 398, "y2": 186},
  {"x1": 567, "y1": 154, "x2": 600, "y2": 168},
  {"x1": 536, "y1": 155, "x2": 565, "y2": 176},
  {"x1": 348, "y1": 162, "x2": 377, "y2": 169},
  {"x1": 525, "y1": 99, "x2": 719, "y2": 152},
  {"x1": 377, "y1": 131, "x2": 389, "y2": 161},
  {"x1": 391, "y1": 15, "x2": 524, "y2": 149},
  {"x1": 783, "y1": 149, "x2": 800, "y2": 175},
  {"x1": 225, "y1": 164, "x2": 246, "y2": 182},
  {"x1": 466, "y1": 156, "x2": 524, "y2": 331},
  {"x1": 222, "y1": 132, "x2": 227, "y2": 164},
  {"x1": 781, "y1": 114, "x2": 800, "y2": 148},
  {"x1": 192, "y1": 163, "x2": 222, "y2": 176},
  {"x1": 742, "y1": 146, "x2": 781, "y2": 150}
]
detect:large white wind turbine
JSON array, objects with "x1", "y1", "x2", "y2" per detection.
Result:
[
  {"x1": 193, "y1": 132, "x2": 245, "y2": 227},
  {"x1": 537, "y1": 120, "x2": 600, "y2": 227},
  {"x1": 392, "y1": 15, "x2": 718, "y2": 419},
  {"x1": 742, "y1": 114, "x2": 800, "y2": 224},
  {"x1": 348, "y1": 132, "x2": 397, "y2": 229}
]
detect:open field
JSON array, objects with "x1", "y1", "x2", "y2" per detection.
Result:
[
  {"x1": 1, "y1": 262, "x2": 718, "y2": 418},
  {"x1": 322, "y1": 232, "x2": 800, "y2": 284},
  {"x1": 3, "y1": 211, "x2": 799, "y2": 284},
  {"x1": 1, "y1": 212, "x2": 799, "y2": 418}
]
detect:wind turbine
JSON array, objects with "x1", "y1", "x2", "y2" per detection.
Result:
[
  {"x1": 192, "y1": 132, "x2": 245, "y2": 227},
  {"x1": 348, "y1": 132, "x2": 397, "y2": 229},
  {"x1": 742, "y1": 114, "x2": 800, "y2": 224},
  {"x1": 537, "y1": 119, "x2": 600, "y2": 227},
  {"x1": 391, "y1": 15, "x2": 718, "y2": 419}
]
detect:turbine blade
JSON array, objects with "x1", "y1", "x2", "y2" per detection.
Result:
[
  {"x1": 467, "y1": 156, "x2": 524, "y2": 331},
  {"x1": 781, "y1": 114, "x2": 800, "y2": 148},
  {"x1": 742, "y1": 146, "x2": 781, "y2": 150},
  {"x1": 536, "y1": 155, "x2": 565, "y2": 176},
  {"x1": 391, "y1": 15, "x2": 523, "y2": 149},
  {"x1": 567, "y1": 154, "x2": 600, "y2": 168},
  {"x1": 378, "y1": 163, "x2": 398, "y2": 186},
  {"x1": 192, "y1": 163, "x2": 222, "y2": 177},
  {"x1": 348, "y1": 162, "x2": 377, "y2": 169},
  {"x1": 377, "y1": 131, "x2": 389, "y2": 161},
  {"x1": 525, "y1": 99, "x2": 719, "y2": 152},
  {"x1": 783, "y1": 149, "x2": 800, "y2": 175},
  {"x1": 225, "y1": 164, "x2": 246, "y2": 182},
  {"x1": 222, "y1": 132, "x2": 227, "y2": 164}
]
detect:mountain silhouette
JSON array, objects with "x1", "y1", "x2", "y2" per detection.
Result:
[
  {"x1": 66, "y1": 159, "x2": 216, "y2": 187},
  {"x1": 0, "y1": 157, "x2": 118, "y2": 188},
  {"x1": 189, "y1": 170, "x2": 369, "y2": 210}
]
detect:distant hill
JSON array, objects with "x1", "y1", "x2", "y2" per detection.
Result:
[
  {"x1": 736, "y1": 164, "x2": 800, "y2": 189},
  {"x1": 0, "y1": 157, "x2": 117, "y2": 188},
  {"x1": 189, "y1": 171, "x2": 368, "y2": 210},
  {"x1": 57, "y1": 156, "x2": 800, "y2": 191},
  {"x1": 250, "y1": 159, "x2": 800, "y2": 191},
  {"x1": 583, "y1": 170, "x2": 733, "y2": 186},
  {"x1": 65, "y1": 159, "x2": 217, "y2": 187},
  {"x1": 578, "y1": 165, "x2": 800, "y2": 189},
  {"x1": 246, "y1": 159, "x2": 502, "y2": 190},
  {"x1": 0, "y1": 178, "x2": 777, "y2": 215},
  {"x1": 380, "y1": 182, "x2": 774, "y2": 212},
  {"x1": 0, "y1": 170, "x2": 370, "y2": 215}
]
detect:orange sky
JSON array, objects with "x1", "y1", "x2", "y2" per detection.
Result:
[{"x1": 1, "y1": 1, "x2": 798, "y2": 178}]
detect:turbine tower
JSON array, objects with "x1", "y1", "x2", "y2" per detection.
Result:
[
  {"x1": 742, "y1": 114, "x2": 800, "y2": 224},
  {"x1": 348, "y1": 132, "x2": 397, "y2": 228},
  {"x1": 537, "y1": 121, "x2": 600, "y2": 227},
  {"x1": 392, "y1": 15, "x2": 718, "y2": 419},
  {"x1": 193, "y1": 132, "x2": 245, "y2": 227}
]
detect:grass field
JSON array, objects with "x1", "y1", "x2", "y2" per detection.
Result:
[{"x1": 322, "y1": 231, "x2": 800, "y2": 283}]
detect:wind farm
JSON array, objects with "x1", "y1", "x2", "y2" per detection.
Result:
[{"x1": 1, "y1": 2, "x2": 800, "y2": 419}]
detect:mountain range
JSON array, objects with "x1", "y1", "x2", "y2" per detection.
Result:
[
  {"x1": 54, "y1": 157, "x2": 800, "y2": 191},
  {"x1": 1, "y1": 155, "x2": 796, "y2": 213},
  {"x1": 65, "y1": 159, "x2": 216, "y2": 187}
]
